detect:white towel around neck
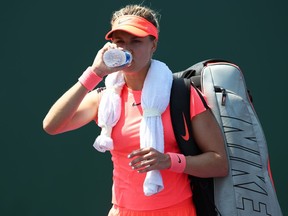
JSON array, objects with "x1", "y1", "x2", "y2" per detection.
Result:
[{"x1": 93, "y1": 59, "x2": 173, "y2": 196}]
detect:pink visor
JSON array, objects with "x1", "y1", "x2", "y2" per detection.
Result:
[{"x1": 105, "y1": 15, "x2": 158, "y2": 40}]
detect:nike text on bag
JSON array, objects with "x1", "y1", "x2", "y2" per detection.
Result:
[{"x1": 170, "y1": 59, "x2": 283, "y2": 216}]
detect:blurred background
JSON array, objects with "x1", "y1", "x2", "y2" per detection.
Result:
[{"x1": 1, "y1": 0, "x2": 287, "y2": 215}]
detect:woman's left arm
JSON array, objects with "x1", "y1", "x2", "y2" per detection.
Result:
[
  {"x1": 184, "y1": 109, "x2": 229, "y2": 177},
  {"x1": 128, "y1": 109, "x2": 229, "y2": 177}
]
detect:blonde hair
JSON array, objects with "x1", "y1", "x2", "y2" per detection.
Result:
[{"x1": 110, "y1": 4, "x2": 160, "y2": 35}]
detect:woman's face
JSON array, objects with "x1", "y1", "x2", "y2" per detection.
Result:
[{"x1": 111, "y1": 31, "x2": 157, "y2": 73}]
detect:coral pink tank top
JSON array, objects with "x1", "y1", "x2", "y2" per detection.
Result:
[{"x1": 109, "y1": 85, "x2": 207, "y2": 210}]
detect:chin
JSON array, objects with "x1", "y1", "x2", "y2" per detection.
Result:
[{"x1": 122, "y1": 66, "x2": 137, "y2": 74}]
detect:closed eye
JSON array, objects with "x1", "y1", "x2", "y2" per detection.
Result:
[
  {"x1": 114, "y1": 39, "x2": 124, "y2": 45},
  {"x1": 132, "y1": 39, "x2": 141, "y2": 43}
]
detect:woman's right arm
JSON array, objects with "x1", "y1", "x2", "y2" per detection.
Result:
[
  {"x1": 43, "y1": 42, "x2": 124, "y2": 135},
  {"x1": 43, "y1": 42, "x2": 109, "y2": 135},
  {"x1": 42, "y1": 80, "x2": 101, "y2": 135}
]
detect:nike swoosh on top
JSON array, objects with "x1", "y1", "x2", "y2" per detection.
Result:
[
  {"x1": 132, "y1": 102, "x2": 141, "y2": 106},
  {"x1": 181, "y1": 112, "x2": 190, "y2": 141}
]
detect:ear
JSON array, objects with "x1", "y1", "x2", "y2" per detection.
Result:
[{"x1": 152, "y1": 39, "x2": 158, "y2": 52}]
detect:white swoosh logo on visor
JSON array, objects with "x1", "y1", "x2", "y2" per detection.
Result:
[{"x1": 118, "y1": 18, "x2": 132, "y2": 25}]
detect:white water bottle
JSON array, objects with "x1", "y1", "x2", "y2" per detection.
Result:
[{"x1": 103, "y1": 49, "x2": 132, "y2": 68}]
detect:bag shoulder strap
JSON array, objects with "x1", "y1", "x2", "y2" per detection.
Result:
[{"x1": 170, "y1": 78, "x2": 200, "y2": 156}]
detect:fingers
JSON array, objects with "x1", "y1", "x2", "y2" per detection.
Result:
[
  {"x1": 128, "y1": 148, "x2": 152, "y2": 173},
  {"x1": 91, "y1": 42, "x2": 128, "y2": 77},
  {"x1": 130, "y1": 158, "x2": 155, "y2": 173},
  {"x1": 128, "y1": 148, "x2": 150, "y2": 159},
  {"x1": 101, "y1": 42, "x2": 117, "y2": 54},
  {"x1": 128, "y1": 148, "x2": 170, "y2": 173}
]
